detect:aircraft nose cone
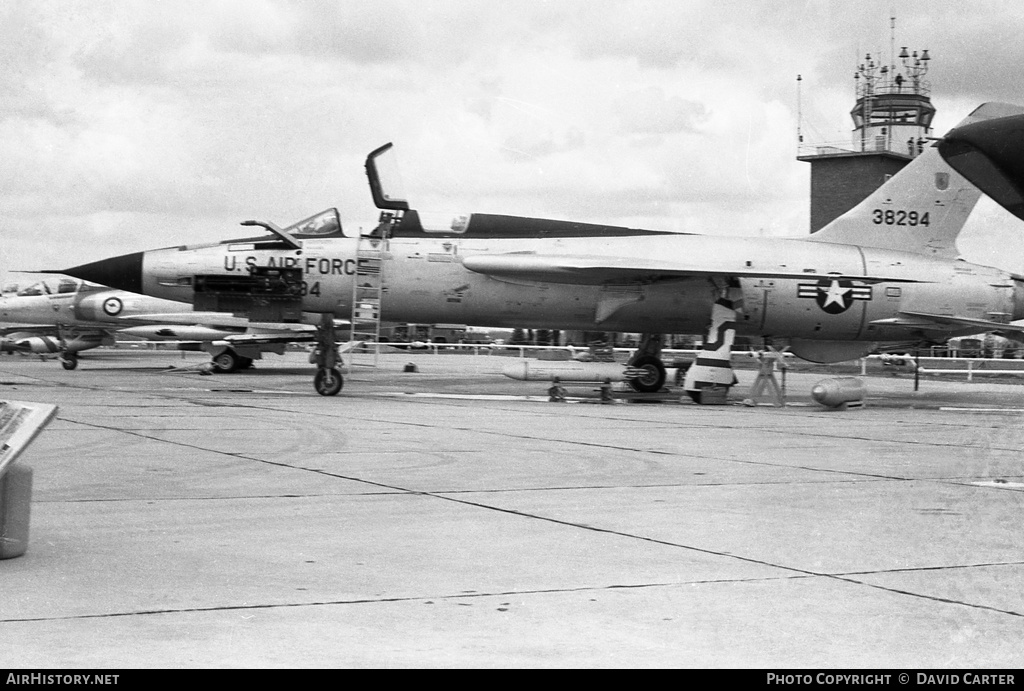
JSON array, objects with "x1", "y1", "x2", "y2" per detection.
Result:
[
  {"x1": 56, "y1": 252, "x2": 144, "y2": 294},
  {"x1": 939, "y1": 114, "x2": 1024, "y2": 222}
]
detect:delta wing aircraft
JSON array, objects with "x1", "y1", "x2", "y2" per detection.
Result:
[
  {"x1": 52, "y1": 102, "x2": 1024, "y2": 397},
  {"x1": 0, "y1": 277, "x2": 317, "y2": 370}
]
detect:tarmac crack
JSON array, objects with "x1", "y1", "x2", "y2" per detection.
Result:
[
  {"x1": 54, "y1": 378, "x2": 1024, "y2": 454},
  {"x1": 68, "y1": 377, "x2": 1013, "y2": 446},
  {"x1": 57, "y1": 407, "x2": 1007, "y2": 488},
  {"x1": 58, "y1": 412, "x2": 907, "y2": 490},
  {"x1": 407, "y1": 492, "x2": 1024, "y2": 620},
  {"x1": 0, "y1": 578, "x2": 803, "y2": 624},
  {"x1": 340, "y1": 394, "x2": 1024, "y2": 452},
  {"x1": 2, "y1": 561, "x2": 1020, "y2": 625}
]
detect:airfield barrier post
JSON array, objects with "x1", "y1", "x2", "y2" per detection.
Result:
[{"x1": 0, "y1": 400, "x2": 57, "y2": 559}]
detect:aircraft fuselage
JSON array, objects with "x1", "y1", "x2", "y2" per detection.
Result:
[{"x1": 133, "y1": 232, "x2": 1024, "y2": 348}]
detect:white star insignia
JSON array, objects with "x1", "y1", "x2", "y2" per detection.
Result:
[{"x1": 819, "y1": 280, "x2": 851, "y2": 309}]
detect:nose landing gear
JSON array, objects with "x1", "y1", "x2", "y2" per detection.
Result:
[
  {"x1": 312, "y1": 313, "x2": 343, "y2": 396},
  {"x1": 314, "y1": 366, "x2": 343, "y2": 396},
  {"x1": 626, "y1": 335, "x2": 668, "y2": 393}
]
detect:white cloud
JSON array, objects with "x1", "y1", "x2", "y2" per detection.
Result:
[{"x1": 2, "y1": 0, "x2": 1024, "y2": 280}]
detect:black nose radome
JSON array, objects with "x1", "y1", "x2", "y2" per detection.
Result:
[{"x1": 53, "y1": 252, "x2": 145, "y2": 294}]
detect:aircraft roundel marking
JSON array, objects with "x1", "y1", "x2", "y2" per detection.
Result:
[
  {"x1": 797, "y1": 279, "x2": 872, "y2": 314},
  {"x1": 102, "y1": 297, "x2": 124, "y2": 316}
]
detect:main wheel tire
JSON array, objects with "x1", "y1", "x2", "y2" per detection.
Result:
[
  {"x1": 212, "y1": 350, "x2": 239, "y2": 373},
  {"x1": 61, "y1": 354, "x2": 78, "y2": 371},
  {"x1": 629, "y1": 355, "x2": 667, "y2": 393},
  {"x1": 314, "y1": 367, "x2": 344, "y2": 396}
]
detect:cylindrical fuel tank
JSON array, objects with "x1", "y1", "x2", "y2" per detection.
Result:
[
  {"x1": 503, "y1": 360, "x2": 627, "y2": 382},
  {"x1": 811, "y1": 377, "x2": 866, "y2": 408}
]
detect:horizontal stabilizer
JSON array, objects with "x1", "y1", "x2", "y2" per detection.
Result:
[
  {"x1": 938, "y1": 103, "x2": 1024, "y2": 222},
  {"x1": 872, "y1": 310, "x2": 1024, "y2": 338}
]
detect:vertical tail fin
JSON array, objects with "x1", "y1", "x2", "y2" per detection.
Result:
[
  {"x1": 807, "y1": 144, "x2": 979, "y2": 258},
  {"x1": 806, "y1": 104, "x2": 1024, "y2": 258}
]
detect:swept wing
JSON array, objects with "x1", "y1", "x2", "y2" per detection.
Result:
[{"x1": 460, "y1": 253, "x2": 926, "y2": 285}]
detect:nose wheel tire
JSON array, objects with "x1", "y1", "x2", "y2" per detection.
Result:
[
  {"x1": 628, "y1": 355, "x2": 666, "y2": 393},
  {"x1": 60, "y1": 354, "x2": 78, "y2": 371},
  {"x1": 314, "y1": 367, "x2": 344, "y2": 396}
]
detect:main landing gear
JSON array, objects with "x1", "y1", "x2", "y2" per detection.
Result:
[
  {"x1": 626, "y1": 287, "x2": 741, "y2": 403},
  {"x1": 55, "y1": 325, "x2": 78, "y2": 371},
  {"x1": 311, "y1": 313, "x2": 343, "y2": 396},
  {"x1": 626, "y1": 334, "x2": 668, "y2": 393}
]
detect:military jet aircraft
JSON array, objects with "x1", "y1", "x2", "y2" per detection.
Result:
[
  {"x1": 0, "y1": 277, "x2": 317, "y2": 371},
  {"x1": 52, "y1": 102, "x2": 1024, "y2": 397}
]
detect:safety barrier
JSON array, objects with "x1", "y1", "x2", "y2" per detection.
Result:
[
  {"x1": 382, "y1": 345, "x2": 1024, "y2": 382},
  {"x1": 870, "y1": 356, "x2": 1024, "y2": 382},
  {"x1": 107, "y1": 340, "x2": 1024, "y2": 382}
]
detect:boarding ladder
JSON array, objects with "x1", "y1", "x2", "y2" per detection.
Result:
[{"x1": 348, "y1": 234, "x2": 386, "y2": 369}]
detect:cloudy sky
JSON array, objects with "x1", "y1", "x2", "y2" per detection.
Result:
[{"x1": 4, "y1": 0, "x2": 1024, "y2": 283}]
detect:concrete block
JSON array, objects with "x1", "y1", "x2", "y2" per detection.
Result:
[
  {"x1": 0, "y1": 464, "x2": 32, "y2": 559},
  {"x1": 695, "y1": 386, "x2": 729, "y2": 405}
]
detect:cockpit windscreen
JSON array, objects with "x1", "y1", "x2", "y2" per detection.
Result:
[
  {"x1": 287, "y1": 209, "x2": 344, "y2": 237},
  {"x1": 15, "y1": 278, "x2": 81, "y2": 296}
]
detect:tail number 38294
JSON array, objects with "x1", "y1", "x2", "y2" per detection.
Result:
[{"x1": 872, "y1": 209, "x2": 930, "y2": 226}]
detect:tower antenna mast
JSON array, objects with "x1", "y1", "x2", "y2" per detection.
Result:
[
  {"x1": 890, "y1": 15, "x2": 896, "y2": 85},
  {"x1": 796, "y1": 74, "x2": 803, "y2": 151}
]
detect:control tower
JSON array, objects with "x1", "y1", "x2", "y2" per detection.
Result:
[{"x1": 799, "y1": 41, "x2": 933, "y2": 232}]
